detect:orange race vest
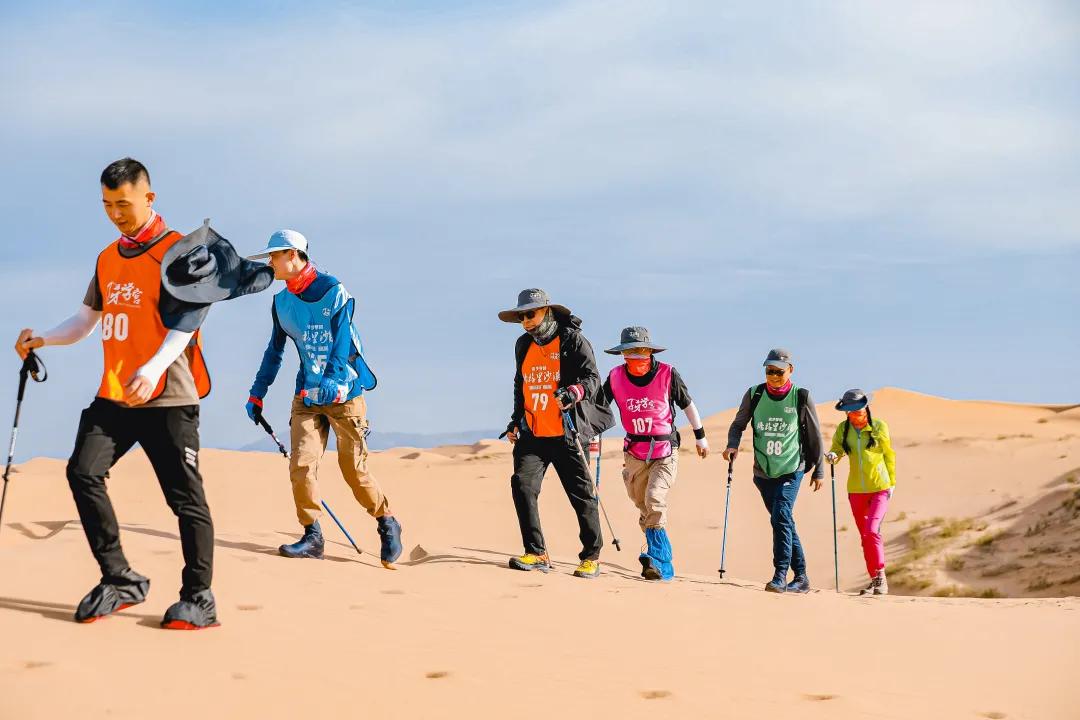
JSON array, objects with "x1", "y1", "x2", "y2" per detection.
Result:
[
  {"x1": 95, "y1": 230, "x2": 211, "y2": 402},
  {"x1": 521, "y1": 336, "x2": 562, "y2": 437}
]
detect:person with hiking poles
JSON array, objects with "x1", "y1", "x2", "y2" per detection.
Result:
[
  {"x1": 244, "y1": 230, "x2": 403, "y2": 567},
  {"x1": 825, "y1": 389, "x2": 896, "y2": 596},
  {"x1": 12, "y1": 158, "x2": 273, "y2": 629},
  {"x1": 599, "y1": 326, "x2": 709, "y2": 581},
  {"x1": 723, "y1": 349, "x2": 825, "y2": 593},
  {"x1": 499, "y1": 289, "x2": 615, "y2": 578}
]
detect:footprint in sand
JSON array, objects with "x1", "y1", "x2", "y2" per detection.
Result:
[
  {"x1": 232, "y1": 673, "x2": 247, "y2": 681},
  {"x1": 519, "y1": 583, "x2": 543, "y2": 589},
  {"x1": 349, "y1": 604, "x2": 365, "y2": 610},
  {"x1": 23, "y1": 661, "x2": 52, "y2": 670},
  {"x1": 980, "y1": 713, "x2": 1007, "y2": 719},
  {"x1": 402, "y1": 452, "x2": 421, "y2": 460},
  {"x1": 381, "y1": 589, "x2": 405, "y2": 595},
  {"x1": 236, "y1": 604, "x2": 262, "y2": 612},
  {"x1": 426, "y1": 671, "x2": 450, "y2": 679},
  {"x1": 803, "y1": 694, "x2": 837, "y2": 702},
  {"x1": 639, "y1": 690, "x2": 671, "y2": 700}
]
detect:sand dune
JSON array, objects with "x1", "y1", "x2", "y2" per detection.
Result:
[{"x1": 1, "y1": 388, "x2": 1077, "y2": 719}]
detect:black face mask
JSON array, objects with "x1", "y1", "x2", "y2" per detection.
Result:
[{"x1": 526, "y1": 311, "x2": 558, "y2": 344}]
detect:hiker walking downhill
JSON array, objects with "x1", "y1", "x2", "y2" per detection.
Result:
[
  {"x1": 826, "y1": 389, "x2": 897, "y2": 596},
  {"x1": 723, "y1": 349, "x2": 825, "y2": 593},
  {"x1": 600, "y1": 326, "x2": 709, "y2": 581},
  {"x1": 499, "y1": 289, "x2": 615, "y2": 578},
  {"x1": 12, "y1": 158, "x2": 272, "y2": 629},
  {"x1": 244, "y1": 230, "x2": 403, "y2": 567}
]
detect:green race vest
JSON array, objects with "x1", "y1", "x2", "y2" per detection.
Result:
[{"x1": 752, "y1": 385, "x2": 802, "y2": 477}]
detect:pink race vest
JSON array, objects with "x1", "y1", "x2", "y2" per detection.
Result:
[{"x1": 609, "y1": 362, "x2": 675, "y2": 461}]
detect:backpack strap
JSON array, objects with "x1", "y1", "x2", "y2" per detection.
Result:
[{"x1": 748, "y1": 383, "x2": 766, "y2": 415}]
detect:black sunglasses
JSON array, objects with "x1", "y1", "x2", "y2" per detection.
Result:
[
  {"x1": 518, "y1": 310, "x2": 539, "y2": 322},
  {"x1": 765, "y1": 367, "x2": 787, "y2": 377}
]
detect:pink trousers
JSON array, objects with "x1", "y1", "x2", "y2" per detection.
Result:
[{"x1": 848, "y1": 490, "x2": 890, "y2": 577}]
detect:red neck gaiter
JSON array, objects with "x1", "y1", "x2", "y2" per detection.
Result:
[
  {"x1": 848, "y1": 412, "x2": 869, "y2": 429},
  {"x1": 287, "y1": 262, "x2": 318, "y2": 294},
  {"x1": 118, "y1": 212, "x2": 165, "y2": 249}
]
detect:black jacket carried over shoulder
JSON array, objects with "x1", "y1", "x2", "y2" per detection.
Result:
[{"x1": 507, "y1": 314, "x2": 615, "y2": 444}]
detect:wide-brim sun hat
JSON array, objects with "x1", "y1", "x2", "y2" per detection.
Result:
[
  {"x1": 161, "y1": 220, "x2": 275, "y2": 304},
  {"x1": 498, "y1": 288, "x2": 571, "y2": 323},
  {"x1": 604, "y1": 326, "x2": 667, "y2": 354},
  {"x1": 836, "y1": 388, "x2": 870, "y2": 412}
]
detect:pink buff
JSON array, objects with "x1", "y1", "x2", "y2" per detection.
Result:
[
  {"x1": 848, "y1": 490, "x2": 890, "y2": 576},
  {"x1": 766, "y1": 380, "x2": 792, "y2": 396}
]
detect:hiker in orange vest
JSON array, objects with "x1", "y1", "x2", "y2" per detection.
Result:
[{"x1": 13, "y1": 158, "x2": 271, "y2": 629}]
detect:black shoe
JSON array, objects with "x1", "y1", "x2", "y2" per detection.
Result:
[
  {"x1": 786, "y1": 574, "x2": 811, "y2": 593},
  {"x1": 377, "y1": 516, "x2": 402, "y2": 567},
  {"x1": 74, "y1": 568, "x2": 150, "y2": 623},
  {"x1": 639, "y1": 554, "x2": 662, "y2": 581},
  {"x1": 279, "y1": 522, "x2": 324, "y2": 559},
  {"x1": 765, "y1": 571, "x2": 788, "y2": 593},
  {"x1": 161, "y1": 589, "x2": 219, "y2": 630}
]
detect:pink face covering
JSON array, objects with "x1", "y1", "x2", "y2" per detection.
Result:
[{"x1": 766, "y1": 379, "x2": 792, "y2": 396}]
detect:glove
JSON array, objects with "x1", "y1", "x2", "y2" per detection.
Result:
[
  {"x1": 246, "y1": 395, "x2": 263, "y2": 424},
  {"x1": 319, "y1": 376, "x2": 348, "y2": 404},
  {"x1": 553, "y1": 385, "x2": 584, "y2": 410},
  {"x1": 825, "y1": 451, "x2": 840, "y2": 465},
  {"x1": 887, "y1": 486, "x2": 894, "y2": 500}
]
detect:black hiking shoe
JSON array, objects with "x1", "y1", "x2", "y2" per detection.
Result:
[
  {"x1": 279, "y1": 522, "x2": 324, "y2": 559},
  {"x1": 377, "y1": 515, "x2": 403, "y2": 567},
  {"x1": 639, "y1": 553, "x2": 662, "y2": 581},
  {"x1": 786, "y1": 574, "x2": 811, "y2": 593},
  {"x1": 74, "y1": 568, "x2": 150, "y2": 623},
  {"x1": 765, "y1": 571, "x2": 788, "y2": 593},
  {"x1": 161, "y1": 589, "x2": 219, "y2": 630}
]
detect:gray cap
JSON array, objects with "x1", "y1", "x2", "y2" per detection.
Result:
[
  {"x1": 763, "y1": 348, "x2": 793, "y2": 368},
  {"x1": 498, "y1": 288, "x2": 571, "y2": 323},
  {"x1": 836, "y1": 388, "x2": 869, "y2": 412},
  {"x1": 604, "y1": 326, "x2": 667, "y2": 355}
]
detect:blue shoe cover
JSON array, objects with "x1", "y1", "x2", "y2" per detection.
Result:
[{"x1": 645, "y1": 528, "x2": 675, "y2": 581}]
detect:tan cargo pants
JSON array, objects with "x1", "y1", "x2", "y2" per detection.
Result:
[
  {"x1": 622, "y1": 452, "x2": 678, "y2": 530},
  {"x1": 290, "y1": 395, "x2": 391, "y2": 527}
]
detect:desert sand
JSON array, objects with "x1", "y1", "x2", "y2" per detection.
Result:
[{"x1": 1, "y1": 388, "x2": 1077, "y2": 719}]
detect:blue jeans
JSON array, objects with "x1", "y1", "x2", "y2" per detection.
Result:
[{"x1": 753, "y1": 471, "x2": 806, "y2": 576}]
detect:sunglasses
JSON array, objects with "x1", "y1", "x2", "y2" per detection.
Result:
[
  {"x1": 518, "y1": 310, "x2": 539, "y2": 322},
  {"x1": 765, "y1": 367, "x2": 787, "y2": 377}
]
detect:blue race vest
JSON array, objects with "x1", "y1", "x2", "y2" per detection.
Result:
[{"x1": 273, "y1": 282, "x2": 377, "y2": 400}]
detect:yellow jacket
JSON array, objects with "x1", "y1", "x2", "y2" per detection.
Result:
[{"x1": 830, "y1": 418, "x2": 896, "y2": 494}]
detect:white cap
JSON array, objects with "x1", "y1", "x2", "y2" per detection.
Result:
[{"x1": 246, "y1": 229, "x2": 308, "y2": 260}]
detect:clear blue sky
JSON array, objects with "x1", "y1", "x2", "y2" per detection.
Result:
[{"x1": 1, "y1": 1, "x2": 1077, "y2": 460}]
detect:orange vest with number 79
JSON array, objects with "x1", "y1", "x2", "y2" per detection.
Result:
[{"x1": 94, "y1": 230, "x2": 211, "y2": 402}]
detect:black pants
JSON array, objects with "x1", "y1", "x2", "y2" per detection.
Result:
[
  {"x1": 511, "y1": 434, "x2": 603, "y2": 562},
  {"x1": 66, "y1": 398, "x2": 213, "y2": 595}
]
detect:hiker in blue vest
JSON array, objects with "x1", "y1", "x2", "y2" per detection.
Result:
[
  {"x1": 244, "y1": 230, "x2": 403, "y2": 567},
  {"x1": 723, "y1": 349, "x2": 824, "y2": 593}
]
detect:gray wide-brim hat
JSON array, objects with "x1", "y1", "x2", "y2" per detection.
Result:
[
  {"x1": 162, "y1": 220, "x2": 275, "y2": 304},
  {"x1": 605, "y1": 326, "x2": 666, "y2": 354},
  {"x1": 836, "y1": 388, "x2": 870, "y2": 412},
  {"x1": 498, "y1": 288, "x2": 571, "y2": 323}
]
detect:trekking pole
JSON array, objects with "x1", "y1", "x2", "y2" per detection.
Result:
[
  {"x1": 562, "y1": 410, "x2": 621, "y2": 551},
  {"x1": 718, "y1": 455, "x2": 733, "y2": 577},
  {"x1": 255, "y1": 414, "x2": 363, "y2": 556},
  {"x1": 1, "y1": 351, "x2": 47, "y2": 537},
  {"x1": 830, "y1": 462, "x2": 839, "y2": 592}
]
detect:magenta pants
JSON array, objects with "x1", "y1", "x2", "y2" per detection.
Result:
[{"x1": 848, "y1": 490, "x2": 890, "y2": 577}]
